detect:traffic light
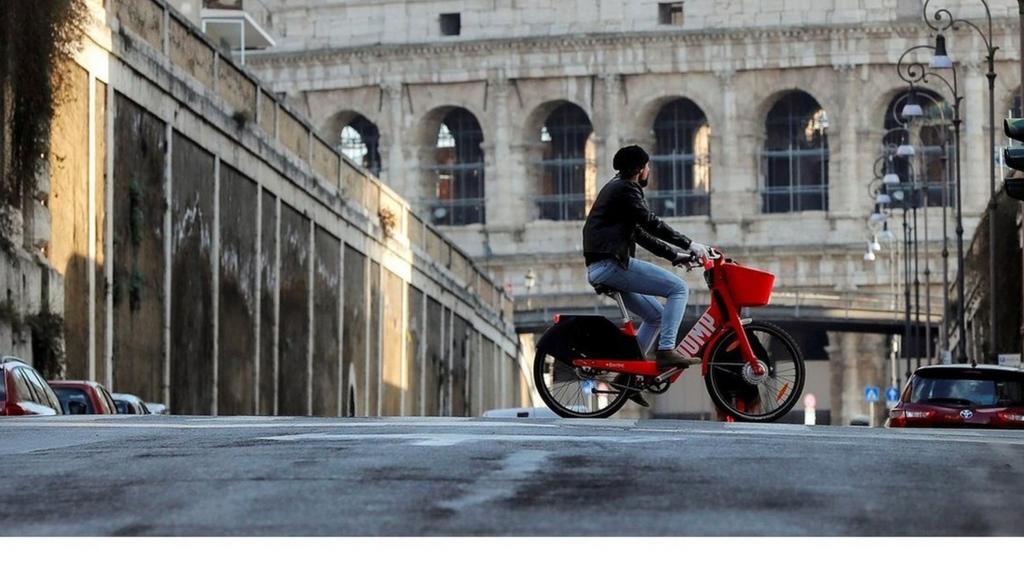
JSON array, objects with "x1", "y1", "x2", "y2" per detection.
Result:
[{"x1": 1003, "y1": 119, "x2": 1024, "y2": 201}]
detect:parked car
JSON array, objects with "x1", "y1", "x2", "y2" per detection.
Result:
[
  {"x1": 0, "y1": 356, "x2": 64, "y2": 416},
  {"x1": 144, "y1": 402, "x2": 167, "y2": 415},
  {"x1": 888, "y1": 364, "x2": 1024, "y2": 428},
  {"x1": 49, "y1": 380, "x2": 119, "y2": 415},
  {"x1": 112, "y1": 393, "x2": 152, "y2": 415}
]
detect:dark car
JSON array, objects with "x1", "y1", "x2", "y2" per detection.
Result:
[
  {"x1": 49, "y1": 380, "x2": 119, "y2": 415},
  {"x1": 888, "y1": 364, "x2": 1024, "y2": 428},
  {"x1": 0, "y1": 356, "x2": 64, "y2": 416}
]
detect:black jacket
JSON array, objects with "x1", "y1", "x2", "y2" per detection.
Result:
[{"x1": 582, "y1": 176, "x2": 692, "y2": 267}]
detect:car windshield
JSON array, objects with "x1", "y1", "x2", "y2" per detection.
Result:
[
  {"x1": 53, "y1": 387, "x2": 94, "y2": 414},
  {"x1": 910, "y1": 375, "x2": 1024, "y2": 408}
]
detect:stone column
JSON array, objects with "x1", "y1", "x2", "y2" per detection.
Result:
[
  {"x1": 484, "y1": 73, "x2": 524, "y2": 228},
  {"x1": 710, "y1": 70, "x2": 747, "y2": 233},
  {"x1": 833, "y1": 64, "x2": 860, "y2": 216},
  {"x1": 382, "y1": 81, "x2": 408, "y2": 197},
  {"x1": 827, "y1": 331, "x2": 891, "y2": 426},
  {"x1": 963, "y1": 63, "x2": 988, "y2": 214},
  {"x1": 598, "y1": 73, "x2": 623, "y2": 179}
]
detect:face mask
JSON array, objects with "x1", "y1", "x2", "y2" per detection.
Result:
[{"x1": 638, "y1": 177, "x2": 648, "y2": 188}]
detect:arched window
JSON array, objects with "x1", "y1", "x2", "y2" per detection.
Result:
[
  {"x1": 338, "y1": 114, "x2": 381, "y2": 177},
  {"x1": 761, "y1": 92, "x2": 829, "y2": 213},
  {"x1": 428, "y1": 108, "x2": 485, "y2": 226},
  {"x1": 650, "y1": 98, "x2": 711, "y2": 217},
  {"x1": 537, "y1": 103, "x2": 595, "y2": 221},
  {"x1": 883, "y1": 89, "x2": 952, "y2": 207}
]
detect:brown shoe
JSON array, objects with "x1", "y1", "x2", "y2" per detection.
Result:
[{"x1": 655, "y1": 349, "x2": 701, "y2": 370}]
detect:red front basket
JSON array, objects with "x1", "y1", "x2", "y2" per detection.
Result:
[{"x1": 721, "y1": 263, "x2": 775, "y2": 307}]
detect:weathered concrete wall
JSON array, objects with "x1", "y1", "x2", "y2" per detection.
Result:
[
  {"x1": 111, "y1": 94, "x2": 166, "y2": 404},
  {"x1": 450, "y1": 314, "x2": 469, "y2": 416},
  {"x1": 424, "y1": 296, "x2": 443, "y2": 415},
  {"x1": 277, "y1": 202, "x2": 310, "y2": 415},
  {"x1": 406, "y1": 285, "x2": 424, "y2": 415},
  {"x1": 48, "y1": 64, "x2": 91, "y2": 379},
  {"x1": 36, "y1": 0, "x2": 518, "y2": 417},
  {"x1": 170, "y1": 131, "x2": 214, "y2": 414},
  {"x1": 381, "y1": 268, "x2": 403, "y2": 415},
  {"x1": 95, "y1": 81, "x2": 108, "y2": 384},
  {"x1": 258, "y1": 189, "x2": 278, "y2": 414},
  {"x1": 367, "y1": 260, "x2": 380, "y2": 415},
  {"x1": 342, "y1": 245, "x2": 366, "y2": 416},
  {"x1": 217, "y1": 162, "x2": 258, "y2": 415},
  {"x1": 312, "y1": 226, "x2": 341, "y2": 416}
]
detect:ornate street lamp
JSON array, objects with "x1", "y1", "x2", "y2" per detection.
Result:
[
  {"x1": 924, "y1": 0, "x2": 999, "y2": 361},
  {"x1": 897, "y1": 42, "x2": 966, "y2": 363}
]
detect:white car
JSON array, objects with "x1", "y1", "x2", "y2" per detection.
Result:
[{"x1": 111, "y1": 393, "x2": 151, "y2": 415}]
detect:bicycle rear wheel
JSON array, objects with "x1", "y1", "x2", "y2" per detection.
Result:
[
  {"x1": 533, "y1": 346, "x2": 634, "y2": 418},
  {"x1": 703, "y1": 320, "x2": 804, "y2": 422}
]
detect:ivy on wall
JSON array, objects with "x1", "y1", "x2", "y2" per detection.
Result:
[{"x1": 0, "y1": 0, "x2": 88, "y2": 253}]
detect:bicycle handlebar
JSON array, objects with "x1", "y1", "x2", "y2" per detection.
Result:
[{"x1": 674, "y1": 247, "x2": 723, "y2": 271}]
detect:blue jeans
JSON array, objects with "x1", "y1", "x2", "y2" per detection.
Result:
[{"x1": 587, "y1": 258, "x2": 689, "y2": 352}]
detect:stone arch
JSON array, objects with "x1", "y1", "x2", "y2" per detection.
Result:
[
  {"x1": 522, "y1": 100, "x2": 596, "y2": 221},
  {"x1": 759, "y1": 89, "x2": 830, "y2": 213},
  {"x1": 642, "y1": 97, "x2": 713, "y2": 218},
  {"x1": 414, "y1": 106, "x2": 487, "y2": 226},
  {"x1": 881, "y1": 88, "x2": 953, "y2": 208},
  {"x1": 323, "y1": 110, "x2": 383, "y2": 177}
]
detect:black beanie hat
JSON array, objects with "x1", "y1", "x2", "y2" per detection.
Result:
[{"x1": 613, "y1": 145, "x2": 650, "y2": 174}]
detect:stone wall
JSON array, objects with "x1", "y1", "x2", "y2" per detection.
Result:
[
  {"x1": 259, "y1": 0, "x2": 1022, "y2": 50},
  {"x1": 35, "y1": 0, "x2": 520, "y2": 416}
]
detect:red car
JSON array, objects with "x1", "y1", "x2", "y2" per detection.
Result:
[
  {"x1": 49, "y1": 380, "x2": 119, "y2": 415},
  {"x1": 888, "y1": 364, "x2": 1024, "y2": 428},
  {"x1": 0, "y1": 356, "x2": 64, "y2": 416}
]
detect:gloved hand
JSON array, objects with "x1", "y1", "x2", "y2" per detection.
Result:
[
  {"x1": 689, "y1": 242, "x2": 711, "y2": 261},
  {"x1": 671, "y1": 251, "x2": 693, "y2": 266}
]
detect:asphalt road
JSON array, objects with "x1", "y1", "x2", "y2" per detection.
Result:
[{"x1": 2, "y1": 416, "x2": 1022, "y2": 536}]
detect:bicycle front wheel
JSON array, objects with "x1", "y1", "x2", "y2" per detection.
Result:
[
  {"x1": 703, "y1": 320, "x2": 804, "y2": 422},
  {"x1": 533, "y1": 345, "x2": 634, "y2": 418}
]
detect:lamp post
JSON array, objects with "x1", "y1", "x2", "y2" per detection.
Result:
[
  {"x1": 897, "y1": 42, "x2": 966, "y2": 363},
  {"x1": 874, "y1": 149, "x2": 916, "y2": 380},
  {"x1": 895, "y1": 88, "x2": 954, "y2": 364},
  {"x1": 524, "y1": 268, "x2": 537, "y2": 309},
  {"x1": 924, "y1": 0, "x2": 999, "y2": 361}
]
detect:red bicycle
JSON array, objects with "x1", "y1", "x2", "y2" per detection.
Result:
[{"x1": 534, "y1": 250, "x2": 805, "y2": 422}]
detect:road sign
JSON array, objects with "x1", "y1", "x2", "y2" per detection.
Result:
[
  {"x1": 864, "y1": 386, "x2": 880, "y2": 403},
  {"x1": 885, "y1": 387, "x2": 900, "y2": 409},
  {"x1": 998, "y1": 354, "x2": 1021, "y2": 368}
]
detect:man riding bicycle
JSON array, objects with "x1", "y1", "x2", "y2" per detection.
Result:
[{"x1": 582, "y1": 145, "x2": 711, "y2": 374}]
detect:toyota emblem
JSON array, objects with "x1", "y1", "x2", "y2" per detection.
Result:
[{"x1": 960, "y1": 409, "x2": 974, "y2": 420}]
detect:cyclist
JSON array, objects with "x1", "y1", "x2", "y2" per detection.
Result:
[{"x1": 582, "y1": 145, "x2": 711, "y2": 376}]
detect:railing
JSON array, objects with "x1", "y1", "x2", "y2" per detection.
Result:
[
  {"x1": 421, "y1": 196, "x2": 486, "y2": 227},
  {"x1": 760, "y1": 185, "x2": 829, "y2": 213},
  {"x1": 535, "y1": 193, "x2": 585, "y2": 221},
  {"x1": 646, "y1": 189, "x2": 710, "y2": 218}
]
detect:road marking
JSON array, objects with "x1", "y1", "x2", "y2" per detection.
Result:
[
  {"x1": 258, "y1": 432, "x2": 663, "y2": 446},
  {"x1": 438, "y1": 450, "x2": 552, "y2": 511},
  {"x1": 0, "y1": 419, "x2": 559, "y2": 430}
]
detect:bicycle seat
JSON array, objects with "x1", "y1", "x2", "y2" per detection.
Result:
[{"x1": 592, "y1": 283, "x2": 619, "y2": 296}]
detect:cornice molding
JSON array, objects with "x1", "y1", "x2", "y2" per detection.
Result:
[{"x1": 249, "y1": 18, "x2": 1021, "y2": 67}]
